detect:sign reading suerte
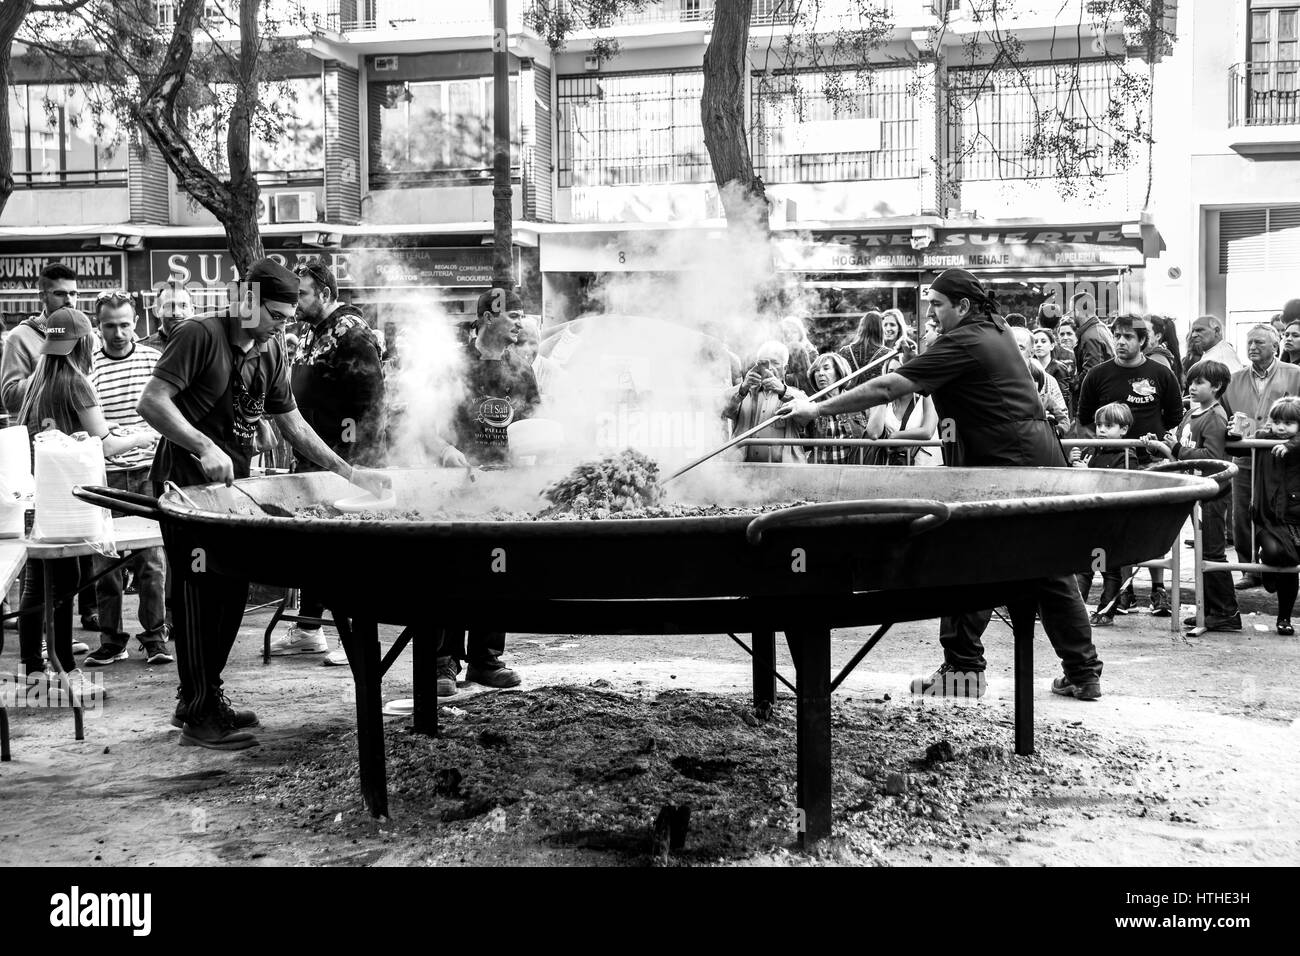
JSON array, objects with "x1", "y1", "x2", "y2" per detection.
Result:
[
  {"x1": 0, "y1": 253, "x2": 126, "y2": 291},
  {"x1": 150, "y1": 248, "x2": 517, "y2": 289}
]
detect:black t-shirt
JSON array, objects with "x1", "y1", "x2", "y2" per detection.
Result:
[
  {"x1": 452, "y1": 342, "x2": 541, "y2": 466},
  {"x1": 148, "y1": 313, "x2": 296, "y2": 486},
  {"x1": 1075, "y1": 358, "x2": 1184, "y2": 439},
  {"x1": 895, "y1": 314, "x2": 1064, "y2": 467},
  {"x1": 290, "y1": 305, "x2": 385, "y2": 468}
]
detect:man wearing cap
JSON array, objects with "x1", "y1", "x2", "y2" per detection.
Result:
[
  {"x1": 784, "y1": 268, "x2": 1104, "y2": 701},
  {"x1": 435, "y1": 288, "x2": 539, "y2": 698},
  {"x1": 2, "y1": 262, "x2": 79, "y2": 416},
  {"x1": 137, "y1": 257, "x2": 390, "y2": 750}
]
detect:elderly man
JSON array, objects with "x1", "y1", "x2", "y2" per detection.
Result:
[
  {"x1": 143, "y1": 282, "x2": 193, "y2": 352},
  {"x1": 724, "y1": 340, "x2": 808, "y2": 463},
  {"x1": 1222, "y1": 324, "x2": 1300, "y2": 591},
  {"x1": 1189, "y1": 315, "x2": 1244, "y2": 374}
]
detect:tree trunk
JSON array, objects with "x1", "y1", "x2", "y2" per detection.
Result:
[
  {"x1": 701, "y1": 0, "x2": 768, "y2": 238},
  {"x1": 226, "y1": 0, "x2": 265, "y2": 275},
  {"x1": 0, "y1": 1, "x2": 33, "y2": 219},
  {"x1": 491, "y1": 0, "x2": 514, "y2": 290}
]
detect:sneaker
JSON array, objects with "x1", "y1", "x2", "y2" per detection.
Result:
[
  {"x1": 1277, "y1": 618, "x2": 1295, "y2": 636},
  {"x1": 72, "y1": 640, "x2": 90, "y2": 655},
  {"x1": 322, "y1": 649, "x2": 348, "y2": 667},
  {"x1": 1115, "y1": 587, "x2": 1136, "y2": 614},
  {"x1": 1089, "y1": 611, "x2": 1114, "y2": 627},
  {"x1": 84, "y1": 643, "x2": 128, "y2": 667},
  {"x1": 268, "y1": 624, "x2": 327, "y2": 656},
  {"x1": 1149, "y1": 587, "x2": 1172, "y2": 617},
  {"x1": 141, "y1": 641, "x2": 174, "y2": 665},
  {"x1": 908, "y1": 662, "x2": 986, "y2": 698},
  {"x1": 180, "y1": 712, "x2": 258, "y2": 751},
  {"x1": 62, "y1": 668, "x2": 107, "y2": 706},
  {"x1": 1051, "y1": 676, "x2": 1102, "y2": 701},
  {"x1": 437, "y1": 657, "x2": 459, "y2": 697},
  {"x1": 170, "y1": 695, "x2": 257, "y2": 729},
  {"x1": 465, "y1": 662, "x2": 522, "y2": 689},
  {"x1": 1185, "y1": 614, "x2": 1243, "y2": 632}
]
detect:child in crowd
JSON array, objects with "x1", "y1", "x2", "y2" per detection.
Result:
[
  {"x1": 804, "y1": 352, "x2": 869, "y2": 464},
  {"x1": 1071, "y1": 402, "x2": 1134, "y2": 625},
  {"x1": 1142, "y1": 360, "x2": 1241, "y2": 631},
  {"x1": 1249, "y1": 396, "x2": 1300, "y2": 636}
]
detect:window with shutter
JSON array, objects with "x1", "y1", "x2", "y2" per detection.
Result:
[{"x1": 1219, "y1": 206, "x2": 1300, "y2": 272}]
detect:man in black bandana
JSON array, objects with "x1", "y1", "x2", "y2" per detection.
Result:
[
  {"x1": 784, "y1": 268, "x2": 1103, "y2": 701},
  {"x1": 139, "y1": 258, "x2": 390, "y2": 750}
]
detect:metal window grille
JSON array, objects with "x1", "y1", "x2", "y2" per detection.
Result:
[
  {"x1": 556, "y1": 70, "x2": 711, "y2": 188},
  {"x1": 946, "y1": 60, "x2": 1129, "y2": 181},
  {"x1": 751, "y1": 67, "x2": 918, "y2": 182}
]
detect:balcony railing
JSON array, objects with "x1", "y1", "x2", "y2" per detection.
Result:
[{"x1": 1230, "y1": 61, "x2": 1300, "y2": 127}]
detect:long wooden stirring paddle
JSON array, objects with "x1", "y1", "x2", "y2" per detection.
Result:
[{"x1": 662, "y1": 347, "x2": 902, "y2": 485}]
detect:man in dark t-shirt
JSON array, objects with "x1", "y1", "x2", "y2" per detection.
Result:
[
  {"x1": 785, "y1": 268, "x2": 1102, "y2": 702},
  {"x1": 139, "y1": 258, "x2": 389, "y2": 751},
  {"x1": 437, "y1": 288, "x2": 538, "y2": 697}
]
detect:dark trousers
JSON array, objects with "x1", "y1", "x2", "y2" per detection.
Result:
[
  {"x1": 77, "y1": 556, "x2": 94, "y2": 620},
  {"x1": 1201, "y1": 493, "x2": 1239, "y2": 620},
  {"x1": 95, "y1": 467, "x2": 168, "y2": 645},
  {"x1": 938, "y1": 574, "x2": 1102, "y2": 684},
  {"x1": 1232, "y1": 465, "x2": 1255, "y2": 566},
  {"x1": 162, "y1": 520, "x2": 250, "y2": 723},
  {"x1": 298, "y1": 590, "x2": 325, "y2": 628},
  {"x1": 1075, "y1": 567, "x2": 1128, "y2": 614},
  {"x1": 1276, "y1": 574, "x2": 1299, "y2": 619},
  {"x1": 437, "y1": 629, "x2": 505, "y2": 670},
  {"x1": 18, "y1": 557, "x2": 79, "y2": 674}
]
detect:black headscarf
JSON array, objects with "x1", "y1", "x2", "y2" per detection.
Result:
[{"x1": 931, "y1": 268, "x2": 999, "y2": 317}]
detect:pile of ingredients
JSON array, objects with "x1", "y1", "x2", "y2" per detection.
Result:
[{"x1": 292, "y1": 449, "x2": 808, "y2": 521}]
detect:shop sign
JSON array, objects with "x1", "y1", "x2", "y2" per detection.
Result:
[
  {"x1": 150, "y1": 247, "x2": 517, "y2": 290},
  {"x1": 0, "y1": 253, "x2": 126, "y2": 291},
  {"x1": 778, "y1": 226, "x2": 1146, "y2": 272}
]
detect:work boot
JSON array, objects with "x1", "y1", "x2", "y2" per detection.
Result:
[
  {"x1": 466, "y1": 662, "x2": 521, "y2": 689},
  {"x1": 909, "y1": 662, "x2": 986, "y2": 699},
  {"x1": 171, "y1": 694, "x2": 257, "y2": 729},
  {"x1": 1051, "y1": 676, "x2": 1102, "y2": 701},
  {"x1": 180, "y1": 712, "x2": 258, "y2": 751},
  {"x1": 437, "y1": 656, "x2": 459, "y2": 697}
]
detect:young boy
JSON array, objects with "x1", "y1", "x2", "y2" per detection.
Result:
[
  {"x1": 1142, "y1": 359, "x2": 1241, "y2": 631},
  {"x1": 1071, "y1": 402, "x2": 1135, "y2": 625}
]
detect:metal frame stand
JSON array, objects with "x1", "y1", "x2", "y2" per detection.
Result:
[{"x1": 262, "y1": 588, "x2": 334, "y2": 663}]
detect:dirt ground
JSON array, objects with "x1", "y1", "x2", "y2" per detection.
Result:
[{"x1": 2, "y1": 552, "x2": 1298, "y2": 867}]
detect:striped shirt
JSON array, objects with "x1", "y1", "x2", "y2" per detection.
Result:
[{"x1": 91, "y1": 343, "x2": 161, "y2": 427}]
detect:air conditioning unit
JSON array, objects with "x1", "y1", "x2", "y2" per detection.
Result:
[
  {"x1": 273, "y1": 192, "x2": 317, "y2": 224},
  {"x1": 256, "y1": 195, "x2": 271, "y2": 225},
  {"x1": 374, "y1": 55, "x2": 398, "y2": 72},
  {"x1": 583, "y1": 55, "x2": 600, "y2": 72}
]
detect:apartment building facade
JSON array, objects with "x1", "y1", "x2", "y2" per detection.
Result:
[{"x1": 0, "y1": 0, "x2": 1230, "y2": 341}]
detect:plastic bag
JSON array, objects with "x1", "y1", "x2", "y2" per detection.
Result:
[{"x1": 30, "y1": 430, "x2": 117, "y2": 556}]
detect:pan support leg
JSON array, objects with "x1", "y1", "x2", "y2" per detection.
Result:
[
  {"x1": 1, "y1": 704, "x2": 9, "y2": 761},
  {"x1": 1008, "y1": 599, "x2": 1035, "y2": 757},
  {"x1": 413, "y1": 626, "x2": 439, "y2": 738},
  {"x1": 751, "y1": 630, "x2": 776, "y2": 715},
  {"x1": 337, "y1": 612, "x2": 388, "y2": 819},
  {"x1": 787, "y1": 627, "x2": 832, "y2": 847}
]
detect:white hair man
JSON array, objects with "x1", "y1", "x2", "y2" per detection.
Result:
[{"x1": 722, "y1": 340, "x2": 808, "y2": 463}]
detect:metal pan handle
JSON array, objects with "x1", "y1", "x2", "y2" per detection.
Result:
[
  {"x1": 746, "y1": 498, "x2": 950, "y2": 546},
  {"x1": 1146, "y1": 459, "x2": 1238, "y2": 494},
  {"x1": 72, "y1": 485, "x2": 163, "y2": 520}
]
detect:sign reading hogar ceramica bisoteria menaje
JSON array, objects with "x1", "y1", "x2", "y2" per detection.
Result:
[{"x1": 0, "y1": 253, "x2": 126, "y2": 291}]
